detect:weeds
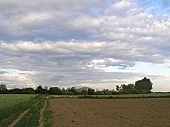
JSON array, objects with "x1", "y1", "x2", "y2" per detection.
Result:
[{"x1": 44, "y1": 97, "x2": 53, "y2": 127}]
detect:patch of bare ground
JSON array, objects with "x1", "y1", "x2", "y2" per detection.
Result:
[
  {"x1": 39, "y1": 99, "x2": 47, "y2": 127},
  {"x1": 50, "y1": 98, "x2": 170, "y2": 127}
]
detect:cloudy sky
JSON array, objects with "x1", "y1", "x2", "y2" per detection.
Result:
[{"x1": 0, "y1": 0, "x2": 170, "y2": 91}]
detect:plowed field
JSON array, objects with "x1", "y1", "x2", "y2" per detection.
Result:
[{"x1": 50, "y1": 98, "x2": 170, "y2": 127}]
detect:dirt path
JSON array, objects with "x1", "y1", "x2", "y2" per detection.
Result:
[
  {"x1": 8, "y1": 108, "x2": 30, "y2": 127},
  {"x1": 8, "y1": 100, "x2": 40, "y2": 127},
  {"x1": 39, "y1": 98, "x2": 47, "y2": 127}
]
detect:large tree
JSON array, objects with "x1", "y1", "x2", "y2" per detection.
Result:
[
  {"x1": 0, "y1": 83, "x2": 8, "y2": 93},
  {"x1": 135, "y1": 77, "x2": 153, "y2": 93},
  {"x1": 0, "y1": 83, "x2": 7, "y2": 91},
  {"x1": 48, "y1": 87, "x2": 62, "y2": 95},
  {"x1": 35, "y1": 85, "x2": 44, "y2": 94}
]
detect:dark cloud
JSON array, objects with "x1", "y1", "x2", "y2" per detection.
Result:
[{"x1": 0, "y1": 71, "x2": 8, "y2": 74}]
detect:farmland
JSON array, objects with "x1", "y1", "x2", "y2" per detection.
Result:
[
  {"x1": 0, "y1": 94, "x2": 170, "y2": 127},
  {"x1": 0, "y1": 94, "x2": 46, "y2": 127},
  {"x1": 50, "y1": 98, "x2": 170, "y2": 127},
  {"x1": 0, "y1": 94, "x2": 37, "y2": 109}
]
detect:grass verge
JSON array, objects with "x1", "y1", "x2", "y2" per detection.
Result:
[{"x1": 44, "y1": 97, "x2": 53, "y2": 127}]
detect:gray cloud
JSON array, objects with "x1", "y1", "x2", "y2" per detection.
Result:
[{"x1": 0, "y1": 0, "x2": 170, "y2": 91}]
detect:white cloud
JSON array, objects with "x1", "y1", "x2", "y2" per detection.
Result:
[
  {"x1": 0, "y1": 0, "x2": 170, "y2": 91},
  {"x1": 0, "y1": 69, "x2": 36, "y2": 88},
  {"x1": 113, "y1": 0, "x2": 132, "y2": 10}
]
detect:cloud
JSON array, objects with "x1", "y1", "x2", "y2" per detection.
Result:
[
  {"x1": 0, "y1": 0, "x2": 170, "y2": 91},
  {"x1": 112, "y1": 0, "x2": 132, "y2": 10},
  {"x1": 0, "y1": 70, "x2": 8, "y2": 74},
  {"x1": 0, "y1": 39, "x2": 169, "y2": 89}
]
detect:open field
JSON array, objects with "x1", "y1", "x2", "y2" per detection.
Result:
[
  {"x1": 1, "y1": 94, "x2": 170, "y2": 127},
  {"x1": 0, "y1": 94, "x2": 37, "y2": 109},
  {"x1": 0, "y1": 94, "x2": 49, "y2": 127},
  {"x1": 50, "y1": 98, "x2": 170, "y2": 127}
]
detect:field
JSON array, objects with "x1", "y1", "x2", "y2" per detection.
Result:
[
  {"x1": 0, "y1": 94, "x2": 37, "y2": 109},
  {"x1": 50, "y1": 98, "x2": 170, "y2": 127},
  {"x1": 0, "y1": 94, "x2": 48, "y2": 127},
  {"x1": 0, "y1": 94, "x2": 170, "y2": 127}
]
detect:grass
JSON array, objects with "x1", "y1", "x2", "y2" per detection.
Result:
[
  {"x1": 0, "y1": 94, "x2": 37, "y2": 109},
  {"x1": 14, "y1": 95, "x2": 46, "y2": 127},
  {"x1": 0, "y1": 94, "x2": 39, "y2": 127},
  {"x1": 0, "y1": 94, "x2": 52, "y2": 127},
  {"x1": 44, "y1": 97, "x2": 53, "y2": 127}
]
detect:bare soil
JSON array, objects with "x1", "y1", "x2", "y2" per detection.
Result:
[{"x1": 50, "y1": 98, "x2": 170, "y2": 127}]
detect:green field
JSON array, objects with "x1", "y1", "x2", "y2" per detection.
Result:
[
  {"x1": 0, "y1": 94, "x2": 41, "y2": 127},
  {"x1": 0, "y1": 94, "x2": 37, "y2": 109}
]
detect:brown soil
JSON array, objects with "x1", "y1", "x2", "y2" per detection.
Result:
[
  {"x1": 8, "y1": 108, "x2": 30, "y2": 127},
  {"x1": 50, "y1": 98, "x2": 170, "y2": 127}
]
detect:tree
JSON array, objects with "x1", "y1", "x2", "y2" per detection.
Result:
[
  {"x1": 102, "y1": 89, "x2": 112, "y2": 95},
  {"x1": 80, "y1": 87, "x2": 88, "y2": 95},
  {"x1": 22, "y1": 88, "x2": 35, "y2": 94},
  {"x1": 9, "y1": 88, "x2": 22, "y2": 94},
  {"x1": 35, "y1": 85, "x2": 44, "y2": 94},
  {"x1": 0, "y1": 83, "x2": 7, "y2": 91},
  {"x1": 48, "y1": 87, "x2": 62, "y2": 95},
  {"x1": 44, "y1": 86, "x2": 48, "y2": 94},
  {"x1": 135, "y1": 77, "x2": 153, "y2": 93},
  {"x1": 0, "y1": 83, "x2": 8, "y2": 93},
  {"x1": 120, "y1": 84, "x2": 136, "y2": 94},
  {"x1": 70, "y1": 87, "x2": 78, "y2": 95},
  {"x1": 88, "y1": 88, "x2": 95, "y2": 95}
]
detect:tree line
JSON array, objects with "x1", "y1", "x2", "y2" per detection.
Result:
[{"x1": 0, "y1": 77, "x2": 153, "y2": 95}]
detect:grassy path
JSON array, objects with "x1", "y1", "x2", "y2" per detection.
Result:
[
  {"x1": 43, "y1": 96, "x2": 53, "y2": 127},
  {"x1": 39, "y1": 97, "x2": 47, "y2": 127},
  {"x1": 2, "y1": 95, "x2": 52, "y2": 127},
  {"x1": 8, "y1": 99, "x2": 41, "y2": 127},
  {"x1": 14, "y1": 96, "x2": 45, "y2": 127},
  {"x1": 8, "y1": 108, "x2": 30, "y2": 127}
]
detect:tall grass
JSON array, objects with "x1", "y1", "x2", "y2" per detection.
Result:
[
  {"x1": 0, "y1": 94, "x2": 39, "y2": 127},
  {"x1": 14, "y1": 96, "x2": 46, "y2": 127}
]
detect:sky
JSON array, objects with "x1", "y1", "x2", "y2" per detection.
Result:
[{"x1": 0, "y1": 0, "x2": 170, "y2": 92}]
